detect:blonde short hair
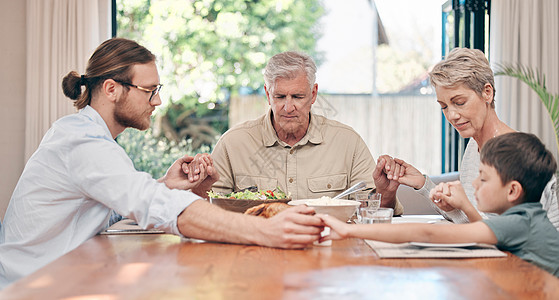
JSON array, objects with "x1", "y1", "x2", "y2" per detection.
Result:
[{"x1": 429, "y1": 48, "x2": 495, "y2": 108}]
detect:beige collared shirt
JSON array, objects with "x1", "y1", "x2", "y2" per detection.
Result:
[{"x1": 211, "y1": 110, "x2": 403, "y2": 215}]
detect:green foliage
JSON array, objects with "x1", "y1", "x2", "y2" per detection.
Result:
[
  {"x1": 116, "y1": 0, "x2": 325, "y2": 153},
  {"x1": 117, "y1": 0, "x2": 324, "y2": 112},
  {"x1": 116, "y1": 127, "x2": 210, "y2": 179},
  {"x1": 377, "y1": 44, "x2": 431, "y2": 93},
  {"x1": 495, "y1": 64, "x2": 559, "y2": 152}
]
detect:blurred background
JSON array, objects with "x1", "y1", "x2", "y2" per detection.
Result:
[
  {"x1": 4, "y1": 0, "x2": 557, "y2": 219},
  {"x1": 115, "y1": 0, "x2": 444, "y2": 178}
]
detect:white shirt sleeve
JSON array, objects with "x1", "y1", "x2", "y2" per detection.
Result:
[{"x1": 67, "y1": 136, "x2": 200, "y2": 235}]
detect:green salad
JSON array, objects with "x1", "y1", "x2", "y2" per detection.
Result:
[{"x1": 207, "y1": 187, "x2": 290, "y2": 200}]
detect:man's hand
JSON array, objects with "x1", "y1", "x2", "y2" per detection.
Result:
[
  {"x1": 190, "y1": 155, "x2": 220, "y2": 198},
  {"x1": 159, "y1": 153, "x2": 214, "y2": 192},
  {"x1": 177, "y1": 200, "x2": 322, "y2": 249},
  {"x1": 258, "y1": 205, "x2": 323, "y2": 249},
  {"x1": 182, "y1": 153, "x2": 213, "y2": 182},
  {"x1": 158, "y1": 154, "x2": 200, "y2": 190},
  {"x1": 373, "y1": 155, "x2": 402, "y2": 195},
  {"x1": 373, "y1": 155, "x2": 403, "y2": 208}
]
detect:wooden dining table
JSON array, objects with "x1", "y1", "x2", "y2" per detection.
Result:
[{"x1": 1, "y1": 225, "x2": 559, "y2": 299}]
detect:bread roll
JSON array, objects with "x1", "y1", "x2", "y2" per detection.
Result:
[{"x1": 244, "y1": 202, "x2": 290, "y2": 218}]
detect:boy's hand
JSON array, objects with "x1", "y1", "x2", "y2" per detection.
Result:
[
  {"x1": 317, "y1": 214, "x2": 351, "y2": 240},
  {"x1": 429, "y1": 181, "x2": 468, "y2": 211},
  {"x1": 429, "y1": 182, "x2": 453, "y2": 211},
  {"x1": 430, "y1": 181, "x2": 482, "y2": 222}
]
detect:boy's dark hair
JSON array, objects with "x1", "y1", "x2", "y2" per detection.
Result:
[{"x1": 480, "y1": 132, "x2": 557, "y2": 203}]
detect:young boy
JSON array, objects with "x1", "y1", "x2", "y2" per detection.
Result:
[{"x1": 319, "y1": 132, "x2": 559, "y2": 277}]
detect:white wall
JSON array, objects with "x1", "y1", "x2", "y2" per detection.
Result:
[{"x1": 0, "y1": 0, "x2": 26, "y2": 220}]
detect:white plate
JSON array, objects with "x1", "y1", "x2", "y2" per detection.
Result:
[
  {"x1": 409, "y1": 242, "x2": 477, "y2": 248},
  {"x1": 392, "y1": 216, "x2": 445, "y2": 224}
]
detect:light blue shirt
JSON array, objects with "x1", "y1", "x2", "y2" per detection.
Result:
[{"x1": 0, "y1": 106, "x2": 200, "y2": 288}]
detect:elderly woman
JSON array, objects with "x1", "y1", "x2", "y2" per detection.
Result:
[{"x1": 375, "y1": 47, "x2": 559, "y2": 229}]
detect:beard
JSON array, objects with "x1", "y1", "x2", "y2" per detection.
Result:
[{"x1": 114, "y1": 93, "x2": 152, "y2": 131}]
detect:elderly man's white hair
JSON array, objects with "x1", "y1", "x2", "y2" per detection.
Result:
[{"x1": 263, "y1": 51, "x2": 317, "y2": 92}]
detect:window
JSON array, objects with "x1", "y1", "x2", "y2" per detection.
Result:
[
  {"x1": 441, "y1": 0, "x2": 490, "y2": 172},
  {"x1": 115, "y1": 0, "x2": 451, "y2": 177}
]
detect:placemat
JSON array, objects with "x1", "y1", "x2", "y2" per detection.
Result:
[
  {"x1": 100, "y1": 219, "x2": 165, "y2": 235},
  {"x1": 365, "y1": 240, "x2": 507, "y2": 258}
]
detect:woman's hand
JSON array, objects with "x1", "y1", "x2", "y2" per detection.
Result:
[
  {"x1": 429, "y1": 182, "x2": 457, "y2": 211},
  {"x1": 390, "y1": 158, "x2": 426, "y2": 189},
  {"x1": 429, "y1": 181, "x2": 469, "y2": 211},
  {"x1": 429, "y1": 181, "x2": 481, "y2": 221},
  {"x1": 374, "y1": 155, "x2": 426, "y2": 190}
]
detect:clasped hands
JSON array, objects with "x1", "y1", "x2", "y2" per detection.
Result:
[
  {"x1": 158, "y1": 153, "x2": 219, "y2": 196},
  {"x1": 429, "y1": 180, "x2": 470, "y2": 212},
  {"x1": 374, "y1": 155, "x2": 468, "y2": 212}
]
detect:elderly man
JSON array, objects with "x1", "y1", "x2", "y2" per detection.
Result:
[
  {"x1": 0, "y1": 39, "x2": 323, "y2": 289},
  {"x1": 211, "y1": 51, "x2": 403, "y2": 214}
]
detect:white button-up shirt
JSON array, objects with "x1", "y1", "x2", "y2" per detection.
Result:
[{"x1": 0, "y1": 106, "x2": 200, "y2": 288}]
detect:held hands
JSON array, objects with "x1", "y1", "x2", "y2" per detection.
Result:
[
  {"x1": 373, "y1": 155, "x2": 403, "y2": 195},
  {"x1": 182, "y1": 153, "x2": 212, "y2": 182},
  {"x1": 376, "y1": 155, "x2": 425, "y2": 190},
  {"x1": 159, "y1": 153, "x2": 219, "y2": 195},
  {"x1": 373, "y1": 156, "x2": 425, "y2": 209},
  {"x1": 187, "y1": 153, "x2": 220, "y2": 197},
  {"x1": 316, "y1": 214, "x2": 351, "y2": 241},
  {"x1": 262, "y1": 205, "x2": 324, "y2": 248},
  {"x1": 158, "y1": 154, "x2": 199, "y2": 190},
  {"x1": 429, "y1": 181, "x2": 469, "y2": 212}
]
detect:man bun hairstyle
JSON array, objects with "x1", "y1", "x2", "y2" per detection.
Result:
[
  {"x1": 62, "y1": 38, "x2": 156, "y2": 109},
  {"x1": 480, "y1": 132, "x2": 557, "y2": 203},
  {"x1": 61, "y1": 71, "x2": 84, "y2": 100}
]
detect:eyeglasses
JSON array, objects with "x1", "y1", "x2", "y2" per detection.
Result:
[{"x1": 114, "y1": 79, "x2": 163, "y2": 102}]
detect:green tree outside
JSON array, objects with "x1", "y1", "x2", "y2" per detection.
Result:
[
  {"x1": 117, "y1": 0, "x2": 324, "y2": 146},
  {"x1": 115, "y1": 0, "x2": 324, "y2": 177}
]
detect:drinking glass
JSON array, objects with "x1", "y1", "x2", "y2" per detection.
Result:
[
  {"x1": 355, "y1": 192, "x2": 381, "y2": 223},
  {"x1": 371, "y1": 208, "x2": 394, "y2": 224}
]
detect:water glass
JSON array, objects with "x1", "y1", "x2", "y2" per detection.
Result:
[
  {"x1": 356, "y1": 192, "x2": 381, "y2": 223},
  {"x1": 359, "y1": 208, "x2": 376, "y2": 224},
  {"x1": 371, "y1": 208, "x2": 393, "y2": 224}
]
